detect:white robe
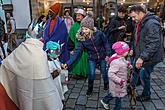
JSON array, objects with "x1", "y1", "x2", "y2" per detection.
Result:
[
  {"x1": 0, "y1": 38, "x2": 63, "y2": 110},
  {"x1": 48, "y1": 60, "x2": 68, "y2": 100}
]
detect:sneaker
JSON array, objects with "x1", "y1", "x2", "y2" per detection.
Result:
[
  {"x1": 100, "y1": 99, "x2": 109, "y2": 109},
  {"x1": 136, "y1": 95, "x2": 151, "y2": 102}
]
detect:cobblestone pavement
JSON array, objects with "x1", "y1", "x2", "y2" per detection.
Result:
[{"x1": 64, "y1": 59, "x2": 165, "y2": 110}]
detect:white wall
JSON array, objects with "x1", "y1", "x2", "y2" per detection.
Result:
[{"x1": 12, "y1": 0, "x2": 31, "y2": 29}]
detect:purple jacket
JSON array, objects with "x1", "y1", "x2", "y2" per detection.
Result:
[{"x1": 44, "y1": 17, "x2": 69, "y2": 63}]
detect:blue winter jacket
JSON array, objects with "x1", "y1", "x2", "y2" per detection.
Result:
[{"x1": 66, "y1": 29, "x2": 110, "y2": 67}]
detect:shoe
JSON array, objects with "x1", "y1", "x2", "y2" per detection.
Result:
[
  {"x1": 86, "y1": 80, "x2": 93, "y2": 97},
  {"x1": 104, "y1": 83, "x2": 109, "y2": 90},
  {"x1": 86, "y1": 90, "x2": 92, "y2": 97},
  {"x1": 100, "y1": 99, "x2": 109, "y2": 109},
  {"x1": 136, "y1": 95, "x2": 151, "y2": 102}
]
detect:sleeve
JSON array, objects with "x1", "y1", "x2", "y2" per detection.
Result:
[
  {"x1": 101, "y1": 32, "x2": 111, "y2": 56},
  {"x1": 10, "y1": 19, "x2": 15, "y2": 34},
  {"x1": 108, "y1": 60, "x2": 122, "y2": 84},
  {"x1": 59, "y1": 22, "x2": 70, "y2": 63},
  {"x1": 140, "y1": 22, "x2": 162, "y2": 61},
  {"x1": 66, "y1": 42, "x2": 84, "y2": 66},
  {"x1": 104, "y1": 19, "x2": 119, "y2": 38}
]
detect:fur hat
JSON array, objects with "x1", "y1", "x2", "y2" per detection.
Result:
[
  {"x1": 49, "y1": 3, "x2": 61, "y2": 14},
  {"x1": 80, "y1": 12, "x2": 94, "y2": 30},
  {"x1": 112, "y1": 41, "x2": 130, "y2": 55}
]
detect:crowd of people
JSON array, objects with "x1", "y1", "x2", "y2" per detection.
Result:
[{"x1": 0, "y1": 2, "x2": 164, "y2": 110}]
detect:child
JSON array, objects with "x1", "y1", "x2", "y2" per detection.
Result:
[
  {"x1": 100, "y1": 41, "x2": 131, "y2": 110},
  {"x1": 62, "y1": 13, "x2": 110, "y2": 96},
  {"x1": 46, "y1": 41, "x2": 68, "y2": 101}
]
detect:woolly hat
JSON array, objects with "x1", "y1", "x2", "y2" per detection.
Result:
[
  {"x1": 80, "y1": 12, "x2": 94, "y2": 30},
  {"x1": 49, "y1": 3, "x2": 61, "y2": 14},
  {"x1": 112, "y1": 41, "x2": 130, "y2": 55}
]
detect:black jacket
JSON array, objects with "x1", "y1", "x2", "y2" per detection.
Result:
[
  {"x1": 104, "y1": 16, "x2": 126, "y2": 44},
  {"x1": 133, "y1": 13, "x2": 164, "y2": 66}
]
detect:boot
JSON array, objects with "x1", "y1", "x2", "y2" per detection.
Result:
[
  {"x1": 86, "y1": 80, "x2": 94, "y2": 97},
  {"x1": 104, "y1": 82, "x2": 109, "y2": 90}
]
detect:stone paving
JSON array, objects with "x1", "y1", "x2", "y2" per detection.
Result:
[{"x1": 64, "y1": 58, "x2": 165, "y2": 110}]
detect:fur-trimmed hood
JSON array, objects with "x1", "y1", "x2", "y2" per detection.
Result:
[{"x1": 76, "y1": 27, "x2": 97, "y2": 41}]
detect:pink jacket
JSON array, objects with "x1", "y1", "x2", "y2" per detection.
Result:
[{"x1": 108, "y1": 57, "x2": 129, "y2": 98}]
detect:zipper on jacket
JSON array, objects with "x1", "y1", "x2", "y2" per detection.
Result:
[{"x1": 91, "y1": 37, "x2": 100, "y2": 60}]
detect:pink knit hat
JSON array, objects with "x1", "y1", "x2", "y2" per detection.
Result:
[{"x1": 112, "y1": 41, "x2": 130, "y2": 55}]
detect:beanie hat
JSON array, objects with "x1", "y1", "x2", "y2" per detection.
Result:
[
  {"x1": 76, "y1": 9, "x2": 86, "y2": 16},
  {"x1": 112, "y1": 41, "x2": 130, "y2": 55},
  {"x1": 49, "y1": 3, "x2": 61, "y2": 14},
  {"x1": 80, "y1": 12, "x2": 94, "y2": 30}
]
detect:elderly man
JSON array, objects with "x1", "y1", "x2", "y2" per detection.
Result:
[
  {"x1": 0, "y1": 22, "x2": 63, "y2": 110},
  {"x1": 44, "y1": 3, "x2": 69, "y2": 64},
  {"x1": 129, "y1": 5, "x2": 164, "y2": 101}
]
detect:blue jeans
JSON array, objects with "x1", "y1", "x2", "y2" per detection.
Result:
[
  {"x1": 132, "y1": 60, "x2": 155, "y2": 97},
  {"x1": 103, "y1": 93, "x2": 122, "y2": 110},
  {"x1": 88, "y1": 60, "x2": 109, "y2": 84}
]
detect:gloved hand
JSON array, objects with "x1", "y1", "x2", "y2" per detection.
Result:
[{"x1": 119, "y1": 79, "x2": 125, "y2": 88}]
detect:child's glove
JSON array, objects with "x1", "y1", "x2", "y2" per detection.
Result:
[{"x1": 119, "y1": 79, "x2": 125, "y2": 88}]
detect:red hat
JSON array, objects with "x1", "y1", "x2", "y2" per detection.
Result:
[
  {"x1": 112, "y1": 41, "x2": 130, "y2": 55},
  {"x1": 49, "y1": 3, "x2": 61, "y2": 14}
]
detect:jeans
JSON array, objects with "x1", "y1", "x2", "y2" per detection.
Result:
[
  {"x1": 103, "y1": 93, "x2": 122, "y2": 110},
  {"x1": 132, "y1": 60, "x2": 155, "y2": 97},
  {"x1": 88, "y1": 60, "x2": 109, "y2": 84}
]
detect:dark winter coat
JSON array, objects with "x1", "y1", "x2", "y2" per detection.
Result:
[
  {"x1": 104, "y1": 16, "x2": 126, "y2": 44},
  {"x1": 133, "y1": 13, "x2": 164, "y2": 66},
  {"x1": 66, "y1": 29, "x2": 110, "y2": 66}
]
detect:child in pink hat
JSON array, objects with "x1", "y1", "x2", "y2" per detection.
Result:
[{"x1": 101, "y1": 41, "x2": 132, "y2": 110}]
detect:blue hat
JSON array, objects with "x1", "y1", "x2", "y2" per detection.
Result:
[
  {"x1": 46, "y1": 41, "x2": 61, "y2": 59},
  {"x1": 46, "y1": 41, "x2": 60, "y2": 50}
]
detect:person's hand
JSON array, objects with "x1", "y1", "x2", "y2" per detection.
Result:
[
  {"x1": 118, "y1": 25, "x2": 126, "y2": 30},
  {"x1": 129, "y1": 64, "x2": 133, "y2": 69},
  {"x1": 105, "y1": 56, "x2": 109, "y2": 62},
  {"x1": 119, "y1": 79, "x2": 125, "y2": 88},
  {"x1": 70, "y1": 51, "x2": 74, "y2": 55},
  {"x1": 136, "y1": 58, "x2": 143, "y2": 69},
  {"x1": 129, "y1": 50, "x2": 133, "y2": 56},
  {"x1": 61, "y1": 64, "x2": 68, "y2": 70}
]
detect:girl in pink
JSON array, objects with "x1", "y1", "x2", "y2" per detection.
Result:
[{"x1": 101, "y1": 41, "x2": 131, "y2": 110}]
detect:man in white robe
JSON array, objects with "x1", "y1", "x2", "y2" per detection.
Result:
[{"x1": 0, "y1": 22, "x2": 63, "y2": 110}]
